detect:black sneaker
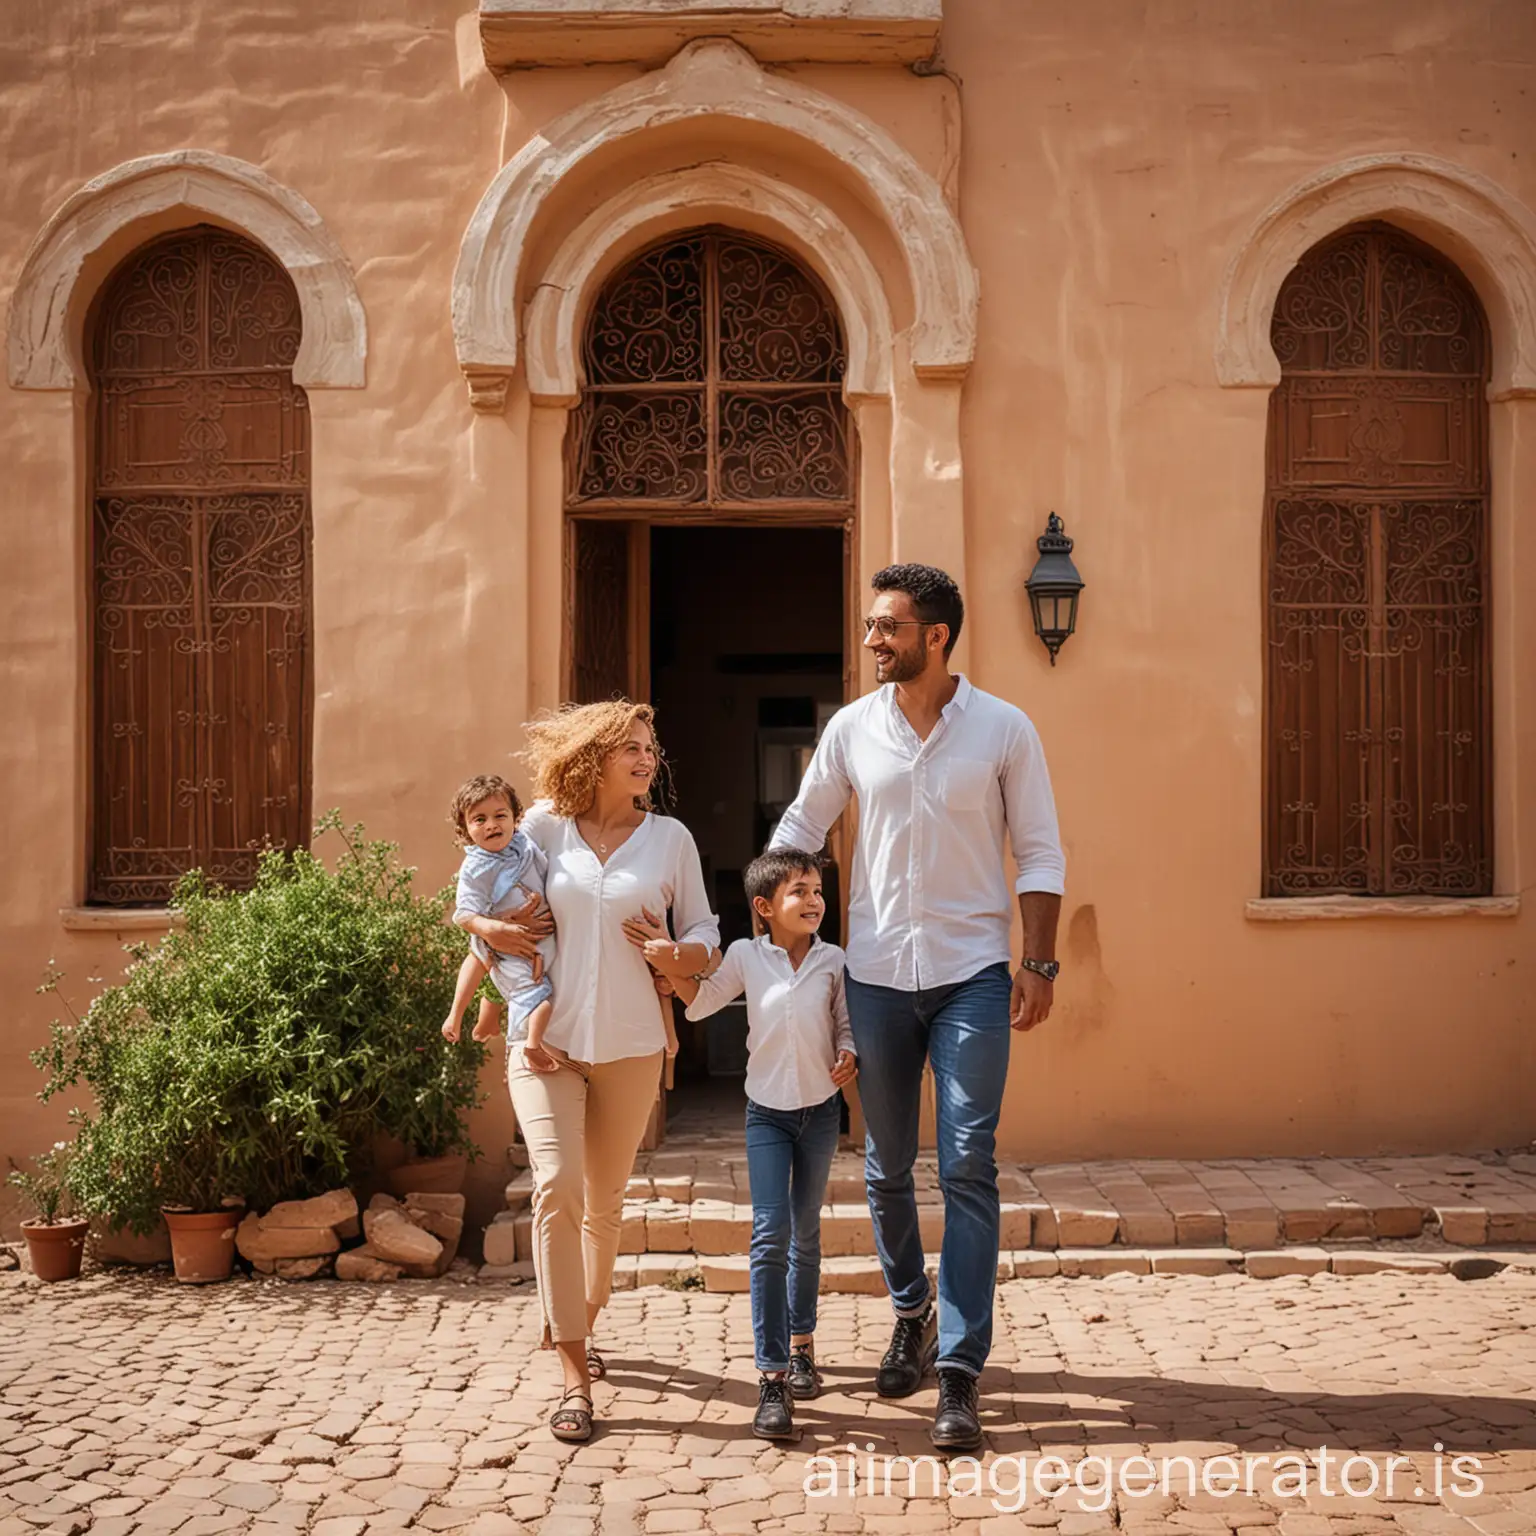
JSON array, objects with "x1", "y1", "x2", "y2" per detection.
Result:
[
  {"x1": 753, "y1": 1374, "x2": 795, "y2": 1439},
  {"x1": 875, "y1": 1306, "x2": 938, "y2": 1398},
  {"x1": 786, "y1": 1349, "x2": 821, "y2": 1400},
  {"x1": 931, "y1": 1367, "x2": 982, "y2": 1451}
]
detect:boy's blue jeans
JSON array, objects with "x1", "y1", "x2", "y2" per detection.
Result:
[
  {"x1": 844, "y1": 961, "x2": 1013, "y2": 1378},
  {"x1": 744, "y1": 1092, "x2": 842, "y2": 1372}
]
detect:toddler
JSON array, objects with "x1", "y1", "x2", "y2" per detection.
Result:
[
  {"x1": 672, "y1": 849, "x2": 857, "y2": 1440},
  {"x1": 441, "y1": 774, "x2": 556, "y2": 1056}
]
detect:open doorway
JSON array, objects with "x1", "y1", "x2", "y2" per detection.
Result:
[{"x1": 649, "y1": 524, "x2": 846, "y2": 1122}]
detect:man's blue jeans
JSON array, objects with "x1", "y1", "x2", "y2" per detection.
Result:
[
  {"x1": 845, "y1": 961, "x2": 1012, "y2": 1378},
  {"x1": 744, "y1": 1092, "x2": 842, "y2": 1372}
]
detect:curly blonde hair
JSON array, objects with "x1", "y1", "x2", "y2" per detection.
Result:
[{"x1": 518, "y1": 700, "x2": 662, "y2": 819}]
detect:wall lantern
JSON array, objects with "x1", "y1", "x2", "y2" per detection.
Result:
[{"x1": 1025, "y1": 512, "x2": 1084, "y2": 666}]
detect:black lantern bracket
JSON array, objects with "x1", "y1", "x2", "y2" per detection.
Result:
[{"x1": 1025, "y1": 512, "x2": 1084, "y2": 666}]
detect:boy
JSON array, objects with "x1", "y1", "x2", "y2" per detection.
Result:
[
  {"x1": 441, "y1": 774, "x2": 556, "y2": 1055},
  {"x1": 673, "y1": 850, "x2": 857, "y2": 1440}
]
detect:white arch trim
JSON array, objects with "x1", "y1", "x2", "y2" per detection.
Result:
[
  {"x1": 525, "y1": 163, "x2": 894, "y2": 404},
  {"x1": 8, "y1": 150, "x2": 367, "y2": 391},
  {"x1": 453, "y1": 37, "x2": 976, "y2": 397},
  {"x1": 1216, "y1": 152, "x2": 1536, "y2": 400}
]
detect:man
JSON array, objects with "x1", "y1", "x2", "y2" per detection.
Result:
[{"x1": 769, "y1": 563, "x2": 1064, "y2": 1450}]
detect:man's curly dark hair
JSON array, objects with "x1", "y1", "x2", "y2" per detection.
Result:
[{"x1": 872, "y1": 563, "x2": 964, "y2": 657}]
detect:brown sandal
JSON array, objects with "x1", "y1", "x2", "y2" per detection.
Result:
[
  {"x1": 586, "y1": 1346, "x2": 607, "y2": 1381},
  {"x1": 551, "y1": 1386, "x2": 593, "y2": 1442}
]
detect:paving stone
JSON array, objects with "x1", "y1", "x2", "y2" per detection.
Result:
[{"x1": 1245, "y1": 1247, "x2": 1331, "y2": 1277}]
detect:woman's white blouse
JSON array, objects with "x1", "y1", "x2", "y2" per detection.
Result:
[{"x1": 520, "y1": 803, "x2": 720, "y2": 1065}]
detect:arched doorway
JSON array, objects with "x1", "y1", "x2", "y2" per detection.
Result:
[
  {"x1": 1263, "y1": 222, "x2": 1491, "y2": 897},
  {"x1": 88, "y1": 226, "x2": 311, "y2": 905},
  {"x1": 565, "y1": 227, "x2": 855, "y2": 1124}
]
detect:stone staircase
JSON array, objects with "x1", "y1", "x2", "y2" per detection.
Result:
[{"x1": 480, "y1": 1145, "x2": 1536, "y2": 1289}]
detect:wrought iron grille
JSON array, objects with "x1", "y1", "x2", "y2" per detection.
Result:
[
  {"x1": 568, "y1": 230, "x2": 851, "y2": 511},
  {"x1": 1264, "y1": 224, "x2": 1490, "y2": 897},
  {"x1": 90, "y1": 227, "x2": 311, "y2": 905}
]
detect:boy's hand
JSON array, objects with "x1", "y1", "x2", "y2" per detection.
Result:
[
  {"x1": 441, "y1": 1016, "x2": 461, "y2": 1044},
  {"x1": 521, "y1": 1042, "x2": 560, "y2": 1074},
  {"x1": 830, "y1": 1050, "x2": 858, "y2": 1087}
]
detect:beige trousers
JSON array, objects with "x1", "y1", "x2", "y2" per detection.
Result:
[{"x1": 506, "y1": 1044, "x2": 663, "y2": 1346}]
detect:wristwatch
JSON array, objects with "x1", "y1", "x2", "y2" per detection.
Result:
[{"x1": 1019, "y1": 958, "x2": 1060, "y2": 982}]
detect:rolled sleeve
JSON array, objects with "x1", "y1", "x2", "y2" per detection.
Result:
[
  {"x1": 452, "y1": 857, "x2": 498, "y2": 924},
  {"x1": 683, "y1": 944, "x2": 745, "y2": 1022},
  {"x1": 670, "y1": 825, "x2": 722, "y2": 951},
  {"x1": 1005, "y1": 718, "x2": 1066, "y2": 896},
  {"x1": 830, "y1": 968, "x2": 855, "y2": 1057},
  {"x1": 768, "y1": 714, "x2": 851, "y2": 854}
]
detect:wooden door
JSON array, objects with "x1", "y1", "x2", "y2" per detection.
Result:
[
  {"x1": 1263, "y1": 223, "x2": 1490, "y2": 896},
  {"x1": 89, "y1": 226, "x2": 310, "y2": 905}
]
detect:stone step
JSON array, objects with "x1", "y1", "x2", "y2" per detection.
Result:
[
  {"x1": 493, "y1": 1152, "x2": 1536, "y2": 1262},
  {"x1": 479, "y1": 1245, "x2": 1536, "y2": 1291}
]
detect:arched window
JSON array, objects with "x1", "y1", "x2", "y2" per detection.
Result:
[
  {"x1": 89, "y1": 226, "x2": 311, "y2": 905},
  {"x1": 568, "y1": 228, "x2": 850, "y2": 510},
  {"x1": 1264, "y1": 223, "x2": 1490, "y2": 896}
]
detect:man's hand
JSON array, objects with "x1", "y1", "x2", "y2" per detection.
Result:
[
  {"x1": 830, "y1": 1050, "x2": 858, "y2": 1087},
  {"x1": 1009, "y1": 965, "x2": 1054, "y2": 1031}
]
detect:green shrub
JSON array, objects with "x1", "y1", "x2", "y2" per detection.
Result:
[
  {"x1": 31, "y1": 813, "x2": 486, "y2": 1233},
  {"x1": 6, "y1": 1142, "x2": 75, "y2": 1226}
]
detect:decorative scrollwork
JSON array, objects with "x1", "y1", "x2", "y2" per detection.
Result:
[
  {"x1": 90, "y1": 228, "x2": 310, "y2": 906},
  {"x1": 569, "y1": 228, "x2": 851, "y2": 510},
  {"x1": 718, "y1": 391, "x2": 849, "y2": 501},
  {"x1": 718, "y1": 239, "x2": 843, "y2": 384},
  {"x1": 1265, "y1": 224, "x2": 1489, "y2": 898},
  {"x1": 584, "y1": 236, "x2": 706, "y2": 384},
  {"x1": 575, "y1": 393, "x2": 707, "y2": 502}
]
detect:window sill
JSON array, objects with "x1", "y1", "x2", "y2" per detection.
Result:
[
  {"x1": 59, "y1": 906, "x2": 184, "y2": 933},
  {"x1": 1245, "y1": 895, "x2": 1521, "y2": 922}
]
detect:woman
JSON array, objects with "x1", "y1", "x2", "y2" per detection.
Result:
[{"x1": 459, "y1": 700, "x2": 718, "y2": 1442}]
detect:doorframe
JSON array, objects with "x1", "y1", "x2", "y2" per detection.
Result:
[{"x1": 564, "y1": 509, "x2": 861, "y2": 1147}]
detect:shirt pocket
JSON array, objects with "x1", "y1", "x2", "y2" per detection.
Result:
[{"x1": 941, "y1": 756, "x2": 995, "y2": 812}]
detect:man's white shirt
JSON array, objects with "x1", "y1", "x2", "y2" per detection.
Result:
[
  {"x1": 769, "y1": 675, "x2": 1065, "y2": 991},
  {"x1": 684, "y1": 934, "x2": 855, "y2": 1112}
]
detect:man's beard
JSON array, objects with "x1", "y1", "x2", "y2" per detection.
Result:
[{"x1": 880, "y1": 638, "x2": 930, "y2": 683}]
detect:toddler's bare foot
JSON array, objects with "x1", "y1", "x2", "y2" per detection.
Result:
[{"x1": 471, "y1": 1015, "x2": 500, "y2": 1042}]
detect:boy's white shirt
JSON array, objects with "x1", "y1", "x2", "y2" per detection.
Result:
[{"x1": 684, "y1": 934, "x2": 855, "y2": 1112}]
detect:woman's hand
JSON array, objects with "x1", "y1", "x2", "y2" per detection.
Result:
[
  {"x1": 477, "y1": 894, "x2": 555, "y2": 961},
  {"x1": 830, "y1": 1050, "x2": 858, "y2": 1087}
]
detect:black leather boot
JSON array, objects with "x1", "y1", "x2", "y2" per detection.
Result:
[
  {"x1": 753, "y1": 1374, "x2": 795, "y2": 1439},
  {"x1": 786, "y1": 1347, "x2": 821, "y2": 1400},
  {"x1": 875, "y1": 1306, "x2": 938, "y2": 1397},
  {"x1": 931, "y1": 1367, "x2": 982, "y2": 1450}
]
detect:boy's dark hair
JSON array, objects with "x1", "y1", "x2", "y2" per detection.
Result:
[
  {"x1": 450, "y1": 773, "x2": 523, "y2": 845},
  {"x1": 744, "y1": 849, "x2": 825, "y2": 910},
  {"x1": 872, "y1": 563, "x2": 964, "y2": 657}
]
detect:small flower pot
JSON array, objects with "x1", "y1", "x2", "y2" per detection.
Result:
[
  {"x1": 386, "y1": 1153, "x2": 468, "y2": 1198},
  {"x1": 161, "y1": 1208, "x2": 240, "y2": 1284},
  {"x1": 21, "y1": 1218, "x2": 89, "y2": 1282}
]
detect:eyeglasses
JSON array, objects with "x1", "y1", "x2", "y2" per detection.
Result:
[{"x1": 862, "y1": 616, "x2": 928, "y2": 640}]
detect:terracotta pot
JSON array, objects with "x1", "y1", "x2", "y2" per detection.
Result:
[
  {"x1": 21, "y1": 1218, "x2": 89, "y2": 1282},
  {"x1": 386, "y1": 1153, "x2": 468, "y2": 1197},
  {"x1": 161, "y1": 1208, "x2": 239, "y2": 1284}
]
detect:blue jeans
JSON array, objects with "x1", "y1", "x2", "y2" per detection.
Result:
[
  {"x1": 744, "y1": 1093, "x2": 842, "y2": 1372},
  {"x1": 845, "y1": 961, "x2": 1012, "y2": 1378}
]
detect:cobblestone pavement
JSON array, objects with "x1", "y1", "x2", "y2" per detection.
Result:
[{"x1": 3, "y1": 1266, "x2": 1535, "y2": 1535}]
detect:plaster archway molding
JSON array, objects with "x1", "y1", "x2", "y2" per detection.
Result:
[
  {"x1": 1216, "y1": 152, "x2": 1536, "y2": 400},
  {"x1": 8, "y1": 149, "x2": 367, "y2": 391},
  {"x1": 524, "y1": 163, "x2": 894, "y2": 405},
  {"x1": 453, "y1": 36, "x2": 976, "y2": 405}
]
